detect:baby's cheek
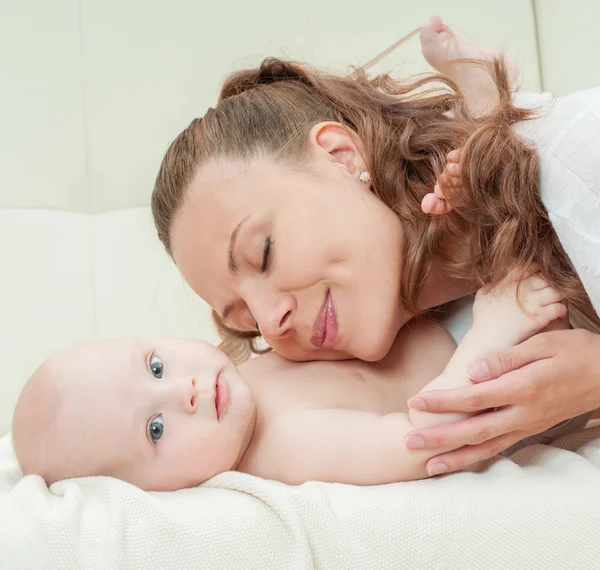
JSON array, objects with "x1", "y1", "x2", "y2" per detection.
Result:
[{"x1": 193, "y1": 436, "x2": 235, "y2": 478}]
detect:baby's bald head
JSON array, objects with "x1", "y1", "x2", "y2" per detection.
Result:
[{"x1": 12, "y1": 342, "x2": 124, "y2": 485}]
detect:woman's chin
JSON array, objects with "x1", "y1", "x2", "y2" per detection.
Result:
[{"x1": 352, "y1": 335, "x2": 396, "y2": 362}]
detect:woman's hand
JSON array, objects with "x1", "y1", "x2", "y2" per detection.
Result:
[
  {"x1": 405, "y1": 328, "x2": 600, "y2": 476},
  {"x1": 421, "y1": 149, "x2": 462, "y2": 215}
]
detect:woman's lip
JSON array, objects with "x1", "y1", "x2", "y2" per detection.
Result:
[
  {"x1": 311, "y1": 290, "x2": 339, "y2": 349},
  {"x1": 214, "y1": 374, "x2": 229, "y2": 421}
]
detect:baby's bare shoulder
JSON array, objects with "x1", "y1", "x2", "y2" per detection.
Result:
[
  {"x1": 237, "y1": 349, "x2": 295, "y2": 382},
  {"x1": 405, "y1": 317, "x2": 456, "y2": 348},
  {"x1": 380, "y1": 317, "x2": 456, "y2": 380}
]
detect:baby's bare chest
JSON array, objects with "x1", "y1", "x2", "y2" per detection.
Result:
[{"x1": 255, "y1": 359, "x2": 425, "y2": 417}]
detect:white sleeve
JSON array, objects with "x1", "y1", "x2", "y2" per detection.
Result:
[{"x1": 516, "y1": 87, "x2": 600, "y2": 317}]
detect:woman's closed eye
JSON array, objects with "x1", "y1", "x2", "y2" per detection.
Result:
[
  {"x1": 221, "y1": 235, "x2": 272, "y2": 331},
  {"x1": 148, "y1": 415, "x2": 164, "y2": 443},
  {"x1": 261, "y1": 236, "x2": 273, "y2": 273}
]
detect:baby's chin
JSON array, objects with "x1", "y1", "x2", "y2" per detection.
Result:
[
  {"x1": 113, "y1": 466, "x2": 205, "y2": 492},
  {"x1": 139, "y1": 477, "x2": 204, "y2": 492},
  {"x1": 122, "y1": 456, "x2": 240, "y2": 492}
]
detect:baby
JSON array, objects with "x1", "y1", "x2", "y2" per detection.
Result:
[{"x1": 12, "y1": 273, "x2": 567, "y2": 491}]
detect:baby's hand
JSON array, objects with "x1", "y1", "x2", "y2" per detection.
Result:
[
  {"x1": 472, "y1": 273, "x2": 568, "y2": 348},
  {"x1": 421, "y1": 149, "x2": 462, "y2": 215}
]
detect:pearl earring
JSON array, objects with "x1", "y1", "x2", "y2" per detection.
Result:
[{"x1": 358, "y1": 170, "x2": 372, "y2": 184}]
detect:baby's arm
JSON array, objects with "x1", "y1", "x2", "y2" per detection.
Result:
[{"x1": 259, "y1": 275, "x2": 566, "y2": 485}]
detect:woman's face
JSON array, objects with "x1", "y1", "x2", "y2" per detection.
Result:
[{"x1": 170, "y1": 125, "x2": 411, "y2": 362}]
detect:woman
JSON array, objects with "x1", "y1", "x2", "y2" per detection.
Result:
[{"x1": 151, "y1": 17, "x2": 600, "y2": 477}]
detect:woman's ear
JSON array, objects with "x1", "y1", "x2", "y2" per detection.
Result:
[{"x1": 308, "y1": 122, "x2": 366, "y2": 176}]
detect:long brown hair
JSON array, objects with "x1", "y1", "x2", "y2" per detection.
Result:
[{"x1": 152, "y1": 49, "x2": 599, "y2": 362}]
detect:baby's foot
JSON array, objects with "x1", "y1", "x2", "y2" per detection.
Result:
[
  {"x1": 472, "y1": 273, "x2": 568, "y2": 349},
  {"x1": 421, "y1": 148, "x2": 462, "y2": 215},
  {"x1": 420, "y1": 15, "x2": 519, "y2": 87}
]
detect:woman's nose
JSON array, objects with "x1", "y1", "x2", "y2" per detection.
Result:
[
  {"x1": 252, "y1": 293, "x2": 296, "y2": 340},
  {"x1": 173, "y1": 376, "x2": 197, "y2": 414}
]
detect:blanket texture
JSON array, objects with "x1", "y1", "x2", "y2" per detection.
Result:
[{"x1": 2, "y1": 426, "x2": 600, "y2": 569}]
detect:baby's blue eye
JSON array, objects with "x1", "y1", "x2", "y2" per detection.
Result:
[
  {"x1": 149, "y1": 415, "x2": 164, "y2": 441},
  {"x1": 150, "y1": 355, "x2": 163, "y2": 378}
]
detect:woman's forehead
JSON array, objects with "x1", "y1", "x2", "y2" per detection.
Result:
[
  {"x1": 189, "y1": 158, "x2": 254, "y2": 198},
  {"x1": 185, "y1": 157, "x2": 297, "y2": 206}
]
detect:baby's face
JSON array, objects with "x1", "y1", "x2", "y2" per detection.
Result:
[{"x1": 15, "y1": 338, "x2": 255, "y2": 491}]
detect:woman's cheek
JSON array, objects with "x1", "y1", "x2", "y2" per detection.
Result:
[{"x1": 275, "y1": 239, "x2": 326, "y2": 290}]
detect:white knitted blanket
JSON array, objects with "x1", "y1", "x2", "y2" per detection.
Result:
[{"x1": 2, "y1": 425, "x2": 600, "y2": 569}]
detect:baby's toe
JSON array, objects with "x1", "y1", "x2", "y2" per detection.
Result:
[
  {"x1": 447, "y1": 148, "x2": 462, "y2": 163},
  {"x1": 446, "y1": 162, "x2": 461, "y2": 177},
  {"x1": 421, "y1": 193, "x2": 448, "y2": 215}
]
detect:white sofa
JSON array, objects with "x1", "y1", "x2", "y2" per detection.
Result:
[{"x1": 2, "y1": 1, "x2": 600, "y2": 567}]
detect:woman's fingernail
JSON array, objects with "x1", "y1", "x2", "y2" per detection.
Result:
[
  {"x1": 407, "y1": 397, "x2": 426, "y2": 411},
  {"x1": 428, "y1": 463, "x2": 448, "y2": 476},
  {"x1": 405, "y1": 435, "x2": 425, "y2": 449},
  {"x1": 467, "y1": 360, "x2": 489, "y2": 379}
]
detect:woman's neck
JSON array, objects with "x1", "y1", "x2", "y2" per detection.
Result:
[
  {"x1": 416, "y1": 228, "x2": 478, "y2": 310},
  {"x1": 417, "y1": 263, "x2": 476, "y2": 311}
]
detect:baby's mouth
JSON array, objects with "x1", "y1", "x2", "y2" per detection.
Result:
[{"x1": 214, "y1": 374, "x2": 229, "y2": 421}]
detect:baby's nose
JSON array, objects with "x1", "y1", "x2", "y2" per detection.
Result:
[{"x1": 178, "y1": 377, "x2": 197, "y2": 414}]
